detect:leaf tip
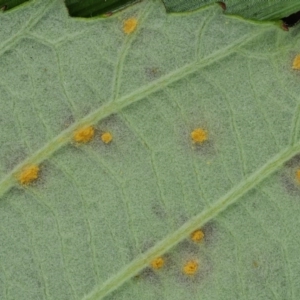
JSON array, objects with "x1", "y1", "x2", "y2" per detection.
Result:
[
  {"x1": 191, "y1": 128, "x2": 208, "y2": 144},
  {"x1": 123, "y1": 18, "x2": 138, "y2": 34},
  {"x1": 19, "y1": 165, "x2": 40, "y2": 185},
  {"x1": 74, "y1": 126, "x2": 95, "y2": 143}
]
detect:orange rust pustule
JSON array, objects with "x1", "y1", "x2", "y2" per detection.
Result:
[
  {"x1": 191, "y1": 229, "x2": 204, "y2": 242},
  {"x1": 74, "y1": 126, "x2": 95, "y2": 143},
  {"x1": 151, "y1": 257, "x2": 164, "y2": 270},
  {"x1": 101, "y1": 132, "x2": 113, "y2": 144},
  {"x1": 123, "y1": 18, "x2": 138, "y2": 34},
  {"x1": 183, "y1": 260, "x2": 199, "y2": 275},
  {"x1": 19, "y1": 165, "x2": 39, "y2": 185},
  {"x1": 292, "y1": 54, "x2": 300, "y2": 70},
  {"x1": 296, "y1": 169, "x2": 300, "y2": 183},
  {"x1": 191, "y1": 128, "x2": 208, "y2": 144}
]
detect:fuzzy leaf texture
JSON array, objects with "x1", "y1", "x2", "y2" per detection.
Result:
[{"x1": 1, "y1": 1, "x2": 300, "y2": 299}]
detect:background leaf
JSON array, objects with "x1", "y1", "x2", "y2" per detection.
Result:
[
  {"x1": 65, "y1": 0, "x2": 138, "y2": 17},
  {"x1": 1, "y1": 0, "x2": 300, "y2": 20},
  {"x1": 0, "y1": 0, "x2": 137, "y2": 17},
  {"x1": 1, "y1": 0, "x2": 300, "y2": 300},
  {"x1": 162, "y1": 0, "x2": 300, "y2": 21}
]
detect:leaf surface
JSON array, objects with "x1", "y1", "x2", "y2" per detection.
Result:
[{"x1": 0, "y1": 1, "x2": 300, "y2": 300}]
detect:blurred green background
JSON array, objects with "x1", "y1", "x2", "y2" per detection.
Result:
[
  {"x1": 1, "y1": 0, "x2": 300, "y2": 23},
  {"x1": 0, "y1": 0, "x2": 138, "y2": 17}
]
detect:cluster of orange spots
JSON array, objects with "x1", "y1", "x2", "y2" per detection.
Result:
[
  {"x1": 183, "y1": 260, "x2": 199, "y2": 275},
  {"x1": 143, "y1": 229, "x2": 205, "y2": 276},
  {"x1": 292, "y1": 54, "x2": 300, "y2": 70},
  {"x1": 149, "y1": 257, "x2": 200, "y2": 276},
  {"x1": 191, "y1": 229, "x2": 204, "y2": 243},
  {"x1": 296, "y1": 169, "x2": 300, "y2": 183},
  {"x1": 151, "y1": 257, "x2": 164, "y2": 270},
  {"x1": 191, "y1": 128, "x2": 208, "y2": 144},
  {"x1": 101, "y1": 132, "x2": 113, "y2": 144},
  {"x1": 123, "y1": 18, "x2": 138, "y2": 34},
  {"x1": 149, "y1": 256, "x2": 200, "y2": 276},
  {"x1": 19, "y1": 165, "x2": 39, "y2": 185},
  {"x1": 74, "y1": 126, "x2": 95, "y2": 143},
  {"x1": 73, "y1": 126, "x2": 113, "y2": 144}
]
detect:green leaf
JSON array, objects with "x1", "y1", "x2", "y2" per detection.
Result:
[
  {"x1": 2, "y1": 0, "x2": 300, "y2": 20},
  {"x1": 1, "y1": 0, "x2": 300, "y2": 299},
  {"x1": 65, "y1": 0, "x2": 138, "y2": 17},
  {"x1": 162, "y1": 0, "x2": 300, "y2": 21},
  {"x1": 0, "y1": 0, "x2": 136, "y2": 17}
]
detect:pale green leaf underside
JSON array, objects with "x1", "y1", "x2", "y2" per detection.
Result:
[{"x1": 0, "y1": 1, "x2": 300, "y2": 300}]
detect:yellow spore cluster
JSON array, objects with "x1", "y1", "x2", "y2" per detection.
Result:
[
  {"x1": 296, "y1": 169, "x2": 300, "y2": 183},
  {"x1": 151, "y1": 257, "x2": 164, "y2": 270},
  {"x1": 123, "y1": 18, "x2": 138, "y2": 34},
  {"x1": 191, "y1": 229, "x2": 204, "y2": 242},
  {"x1": 191, "y1": 128, "x2": 208, "y2": 143},
  {"x1": 292, "y1": 54, "x2": 300, "y2": 70},
  {"x1": 101, "y1": 132, "x2": 113, "y2": 144},
  {"x1": 183, "y1": 260, "x2": 199, "y2": 275},
  {"x1": 74, "y1": 126, "x2": 95, "y2": 143},
  {"x1": 19, "y1": 165, "x2": 39, "y2": 185}
]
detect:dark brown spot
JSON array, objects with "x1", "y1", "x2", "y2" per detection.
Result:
[
  {"x1": 104, "y1": 12, "x2": 113, "y2": 17},
  {"x1": 280, "y1": 22, "x2": 289, "y2": 31},
  {"x1": 217, "y1": 2, "x2": 226, "y2": 10}
]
